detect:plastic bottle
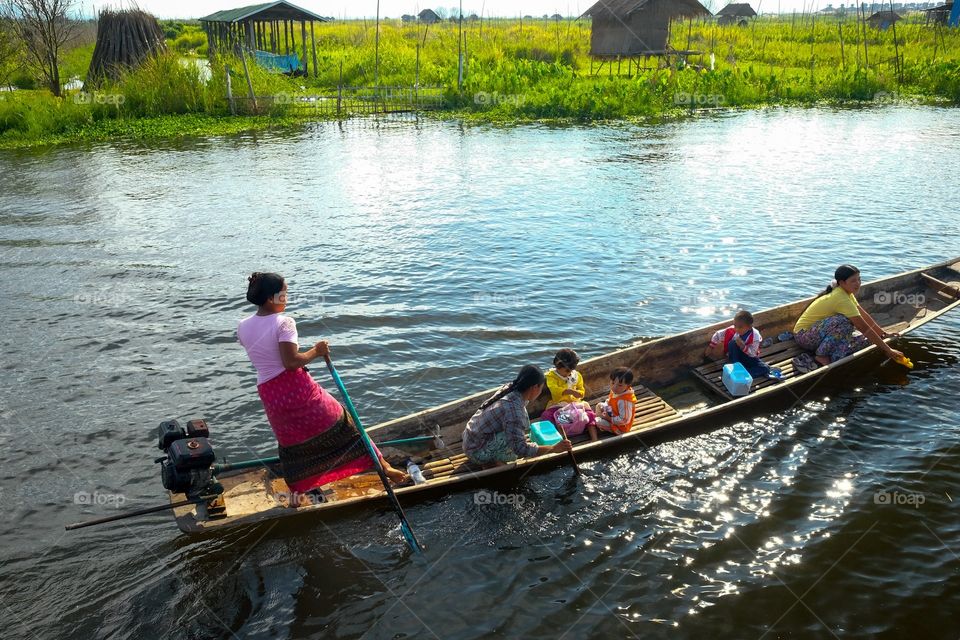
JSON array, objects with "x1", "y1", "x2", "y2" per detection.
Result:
[{"x1": 406, "y1": 461, "x2": 427, "y2": 485}]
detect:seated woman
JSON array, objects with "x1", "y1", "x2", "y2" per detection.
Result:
[
  {"x1": 462, "y1": 365, "x2": 572, "y2": 467},
  {"x1": 237, "y1": 272, "x2": 406, "y2": 505},
  {"x1": 793, "y1": 264, "x2": 905, "y2": 368}
]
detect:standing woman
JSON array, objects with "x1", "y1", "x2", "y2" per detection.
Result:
[
  {"x1": 793, "y1": 265, "x2": 905, "y2": 367},
  {"x1": 237, "y1": 273, "x2": 406, "y2": 502},
  {"x1": 462, "y1": 365, "x2": 572, "y2": 467}
]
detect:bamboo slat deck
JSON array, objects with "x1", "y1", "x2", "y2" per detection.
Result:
[{"x1": 407, "y1": 385, "x2": 681, "y2": 482}]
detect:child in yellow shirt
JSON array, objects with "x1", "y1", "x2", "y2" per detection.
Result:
[{"x1": 540, "y1": 348, "x2": 596, "y2": 436}]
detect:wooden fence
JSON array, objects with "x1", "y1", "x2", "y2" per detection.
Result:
[{"x1": 229, "y1": 85, "x2": 446, "y2": 117}]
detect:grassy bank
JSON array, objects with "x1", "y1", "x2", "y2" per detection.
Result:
[
  {"x1": 2, "y1": 16, "x2": 959, "y2": 148},
  {"x1": 0, "y1": 107, "x2": 305, "y2": 149}
]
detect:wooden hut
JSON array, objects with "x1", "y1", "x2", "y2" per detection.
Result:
[
  {"x1": 199, "y1": 1, "x2": 329, "y2": 77},
  {"x1": 867, "y1": 9, "x2": 902, "y2": 28},
  {"x1": 715, "y1": 2, "x2": 757, "y2": 25},
  {"x1": 583, "y1": 0, "x2": 712, "y2": 58},
  {"x1": 923, "y1": 2, "x2": 955, "y2": 24},
  {"x1": 418, "y1": 9, "x2": 441, "y2": 24}
]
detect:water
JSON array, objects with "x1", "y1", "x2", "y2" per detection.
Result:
[{"x1": 1, "y1": 106, "x2": 958, "y2": 639}]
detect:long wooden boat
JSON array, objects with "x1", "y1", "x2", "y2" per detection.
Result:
[{"x1": 171, "y1": 257, "x2": 960, "y2": 533}]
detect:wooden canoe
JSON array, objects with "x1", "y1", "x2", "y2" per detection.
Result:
[{"x1": 171, "y1": 257, "x2": 960, "y2": 533}]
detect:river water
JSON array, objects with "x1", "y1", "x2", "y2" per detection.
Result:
[{"x1": 1, "y1": 106, "x2": 958, "y2": 639}]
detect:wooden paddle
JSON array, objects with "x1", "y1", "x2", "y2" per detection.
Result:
[
  {"x1": 554, "y1": 422, "x2": 582, "y2": 477},
  {"x1": 324, "y1": 355, "x2": 424, "y2": 554}
]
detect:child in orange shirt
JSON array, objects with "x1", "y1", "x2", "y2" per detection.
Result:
[{"x1": 588, "y1": 367, "x2": 637, "y2": 441}]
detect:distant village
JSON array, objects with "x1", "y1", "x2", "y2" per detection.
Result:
[
  {"x1": 397, "y1": 2, "x2": 951, "y2": 22},
  {"x1": 818, "y1": 2, "x2": 951, "y2": 13}
]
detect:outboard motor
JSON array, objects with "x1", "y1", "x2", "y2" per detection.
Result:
[{"x1": 156, "y1": 419, "x2": 223, "y2": 501}]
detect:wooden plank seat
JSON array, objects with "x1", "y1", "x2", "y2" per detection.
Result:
[
  {"x1": 692, "y1": 339, "x2": 806, "y2": 400},
  {"x1": 611, "y1": 384, "x2": 681, "y2": 433},
  {"x1": 415, "y1": 386, "x2": 680, "y2": 480}
]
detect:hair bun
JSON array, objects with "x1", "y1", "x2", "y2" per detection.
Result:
[{"x1": 248, "y1": 272, "x2": 263, "y2": 284}]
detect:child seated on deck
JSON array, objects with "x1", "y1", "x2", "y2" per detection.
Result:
[
  {"x1": 540, "y1": 348, "x2": 596, "y2": 436},
  {"x1": 588, "y1": 367, "x2": 637, "y2": 441},
  {"x1": 705, "y1": 310, "x2": 780, "y2": 379}
]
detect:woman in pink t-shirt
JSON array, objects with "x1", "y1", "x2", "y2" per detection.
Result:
[{"x1": 238, "y1": 272, "x2": 406, "y2": 502}]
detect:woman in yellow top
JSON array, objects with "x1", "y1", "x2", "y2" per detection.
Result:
[
  {"x1": 539, "y1": 348, "x2": 597, "y2": 430},
  {"x1": 793, "y1": 264, "x2": 905, "y2": 367}
]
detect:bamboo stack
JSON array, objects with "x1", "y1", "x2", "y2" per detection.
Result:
[{"x1": 85, "y1": 8, "x2": 167, "y2": 86}]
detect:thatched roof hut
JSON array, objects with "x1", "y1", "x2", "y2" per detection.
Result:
[
  {"x1": 716, "y1": 3, "x2": 757, "y2": 17},
  {"x1": 418, "y1": 9, "x2": 441, "y2": 24},
  {"x1": 716, "y1": 3, "x2": 757, "y2": 24},
  {"x1": 867, "y1": 10, "x2": 902, "y2": 28},
  {"x1": 583, "y1": 0, "x2": 712, "y2": 58},
  {"x1": 85, "y1": 9, "x2": 167, "y2": 86}
]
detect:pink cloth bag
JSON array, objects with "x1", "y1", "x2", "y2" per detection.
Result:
[{"x1": 554, "y1": 402, "x2": 590, "y2": 437}]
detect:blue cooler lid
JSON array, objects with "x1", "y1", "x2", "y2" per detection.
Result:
[{"x1": 530, "y1": 420, "x2": 562, "y2": 446}]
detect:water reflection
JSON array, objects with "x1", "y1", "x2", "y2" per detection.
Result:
[{"x1": 0, "y1": 107, "x2": 959, "y2": 639}]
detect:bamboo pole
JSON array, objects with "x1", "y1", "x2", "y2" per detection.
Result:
[
  {"x1": 810, "y1": 11, "x2": 816, "y2": 86},
  {"x1": 337, "y1": 59, "x2": 343, "y2": 117},
  {"x1": 890, "y1": 1, "x2": 902, "y2": 83},
  {"x1": 240, "y1": 50, "x2": 257, "y2": 112},
  {"x1": 860, "y1": 2, "x2": 869, "y2": 69},
  {"x1": 301, "y1": 20, "x2": 308, "y2": 76},
  {"x1": 225, "y1": 64, "x2": 235, "y2": 115},
  {"x1": 374, "y1": 0, "x2": 381, "y2": 89},
  {"x1": 311, "y1": 20, "x2": 318, "y2": 78},
  {"x1": 838, "y1": 22, "x2": 846, "y2": 70},
  {"x1": 457, "y1": 0, "x2": 463, "y2": 90}
]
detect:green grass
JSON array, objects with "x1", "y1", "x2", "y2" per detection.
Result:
[
  {"x1": 2, "y1": 15, "x2": 959, "y2": 147},
  {"x1": 0, "y1": 110, "x2": 306, "y2": 149}
]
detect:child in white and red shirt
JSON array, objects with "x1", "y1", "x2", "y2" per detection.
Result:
[{"x1": 705, "y1": 310, "x2": 779, "y2": 379}]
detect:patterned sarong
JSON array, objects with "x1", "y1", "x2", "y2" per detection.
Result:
[{"x1": 258, "y1": 367, "x2": 374, "y2": 492}]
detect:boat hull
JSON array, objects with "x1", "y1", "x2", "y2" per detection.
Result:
[{"x1": 172, "y1": 257, "x2": 960, "y2": 533}]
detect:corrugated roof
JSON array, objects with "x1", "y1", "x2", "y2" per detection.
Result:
[{"x1": 200, "y1": 1, "x2": 327, "y2": 23}]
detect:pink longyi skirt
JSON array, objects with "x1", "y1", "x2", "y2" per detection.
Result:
[{"x1": 258, "y1": 368, "x2": 376, "y2": 492}]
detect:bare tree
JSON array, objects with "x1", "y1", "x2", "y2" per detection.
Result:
[
  {"x1": 2, "y1": 0, "x2": 77, "y2": 96},
  {"x1": 0, "y1": 16, "x2": 22, "y2": 86}
]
